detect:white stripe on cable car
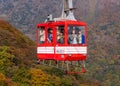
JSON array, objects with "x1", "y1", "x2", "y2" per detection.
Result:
[
  {"x1": 37, "y1": 47, "x2": 54, "y2": 54},
  {"x1": 37, "y1": 46, "x2": 87, "y2": 54},
  {"x1": 56, "y1": 46, "x2": 87, "y2": 54}
]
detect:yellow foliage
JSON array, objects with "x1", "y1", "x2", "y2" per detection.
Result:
[
  {"x1": 0, "y1": 73, "x2": 6, "y2": 81},
  {"x1": 29, "y1": 68, "x2": 50, "y2": 86},
  {"x1": 80, "y1": 84, "x2": 88, "y2": 86},
  {"x1": 0, "y1": 73, "x2": 6, "y2": 85}
]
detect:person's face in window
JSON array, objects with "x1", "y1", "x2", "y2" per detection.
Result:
[
  {"x1": 48, "y1": 29, "x2": 52, "y2": 34},
  {"x1": 72, "y1": 30, "x2": 76, "y2": 34},
  {"x1": 57, "y1": 30, "x2": 60, "y2": 34},
  {"x1": 78, "y1": 30, "x2": 82, "y2": 34}
]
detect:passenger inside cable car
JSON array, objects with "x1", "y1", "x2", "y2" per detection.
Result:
[
  {"x1": 78, "y1": 30, "x2": 85, "y2": 44},
  {"x1": 48, "y1": 28, "x2": 53, "y2": 43},
  {"x1": 68, "y1": 26, "x2": 85, "y2": 44},
  {"x1": 38, "y1": 27, "x2": 45, "y2": 44},
  {"x1": 56, "y1": 26, "x2": 64, "y2": 44},
  {"x1": 69, "y1": 29, "x2": 77, "y2": 44}
]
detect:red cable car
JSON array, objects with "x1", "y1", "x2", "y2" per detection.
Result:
[{"x1": 36, "y1": 0, "x2": 87, "y2": 74}]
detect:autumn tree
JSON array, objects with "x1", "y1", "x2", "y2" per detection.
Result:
[
  {"x1": 0, "y1": 46, "x2": 14, "y2": 73},
  {"x1": 29, "y1": 68, "x2": 50, "y2": 86},
  {"x1": 0, "y1": 73, "x2": 6, "y2": 86}
]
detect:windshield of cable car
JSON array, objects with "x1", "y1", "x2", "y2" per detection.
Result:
[{"x1": 68, "y1": 26, "x2": 85, "y2": 45}]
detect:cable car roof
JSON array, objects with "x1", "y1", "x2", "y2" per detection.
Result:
[{"x1": 37, "y1": 20, "x2": 86, "y2": 28}]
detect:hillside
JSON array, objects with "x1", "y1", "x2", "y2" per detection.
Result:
[
  {"x1": 0, "y1": 19, "x2": 36, "y2": 64},
  {"x1": 0, "y1": 20, "x2": 34, "y2": 47},
  {"x1": 87, "y1": 2, "x2": 120, "y2": 86},
  {"x1": 0, "y1": 20, "x2": 101, "y2": 86}
]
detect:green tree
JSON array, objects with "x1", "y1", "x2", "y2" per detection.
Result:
[
  {"x1": 49, "y1": 75, "x2": 61, "y2": 86},
  {"x1": 0, "y1": 46, "x2": 14, "y2": 73},
  {"x1": 12, "y1": 67, "x2": 30, "y2": 86}
]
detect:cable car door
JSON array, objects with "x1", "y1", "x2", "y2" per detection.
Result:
[
  {"x1": 55, "y1": 25, "x2": 65, "y2": 61},
  {"x1": 46, "y1": 26, "x2": 55, "y2": 59}
]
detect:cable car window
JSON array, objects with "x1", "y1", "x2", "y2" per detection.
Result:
[
  {"x1": 68, "y1": 26, "x2": 85, "y2": 44},
  {"x1": 38, "y1": 27, "x2": 45, "y2": 44},
  {"x1": 56, "y1": 26, "x2": 64, "y2": 44},
  {"x1": 47, "y1": 28, "x2": 53, "y2": 43}
]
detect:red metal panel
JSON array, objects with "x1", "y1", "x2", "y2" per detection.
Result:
[{"x1": 37, "y1": 53, "x2": 86, "y2": 61}]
